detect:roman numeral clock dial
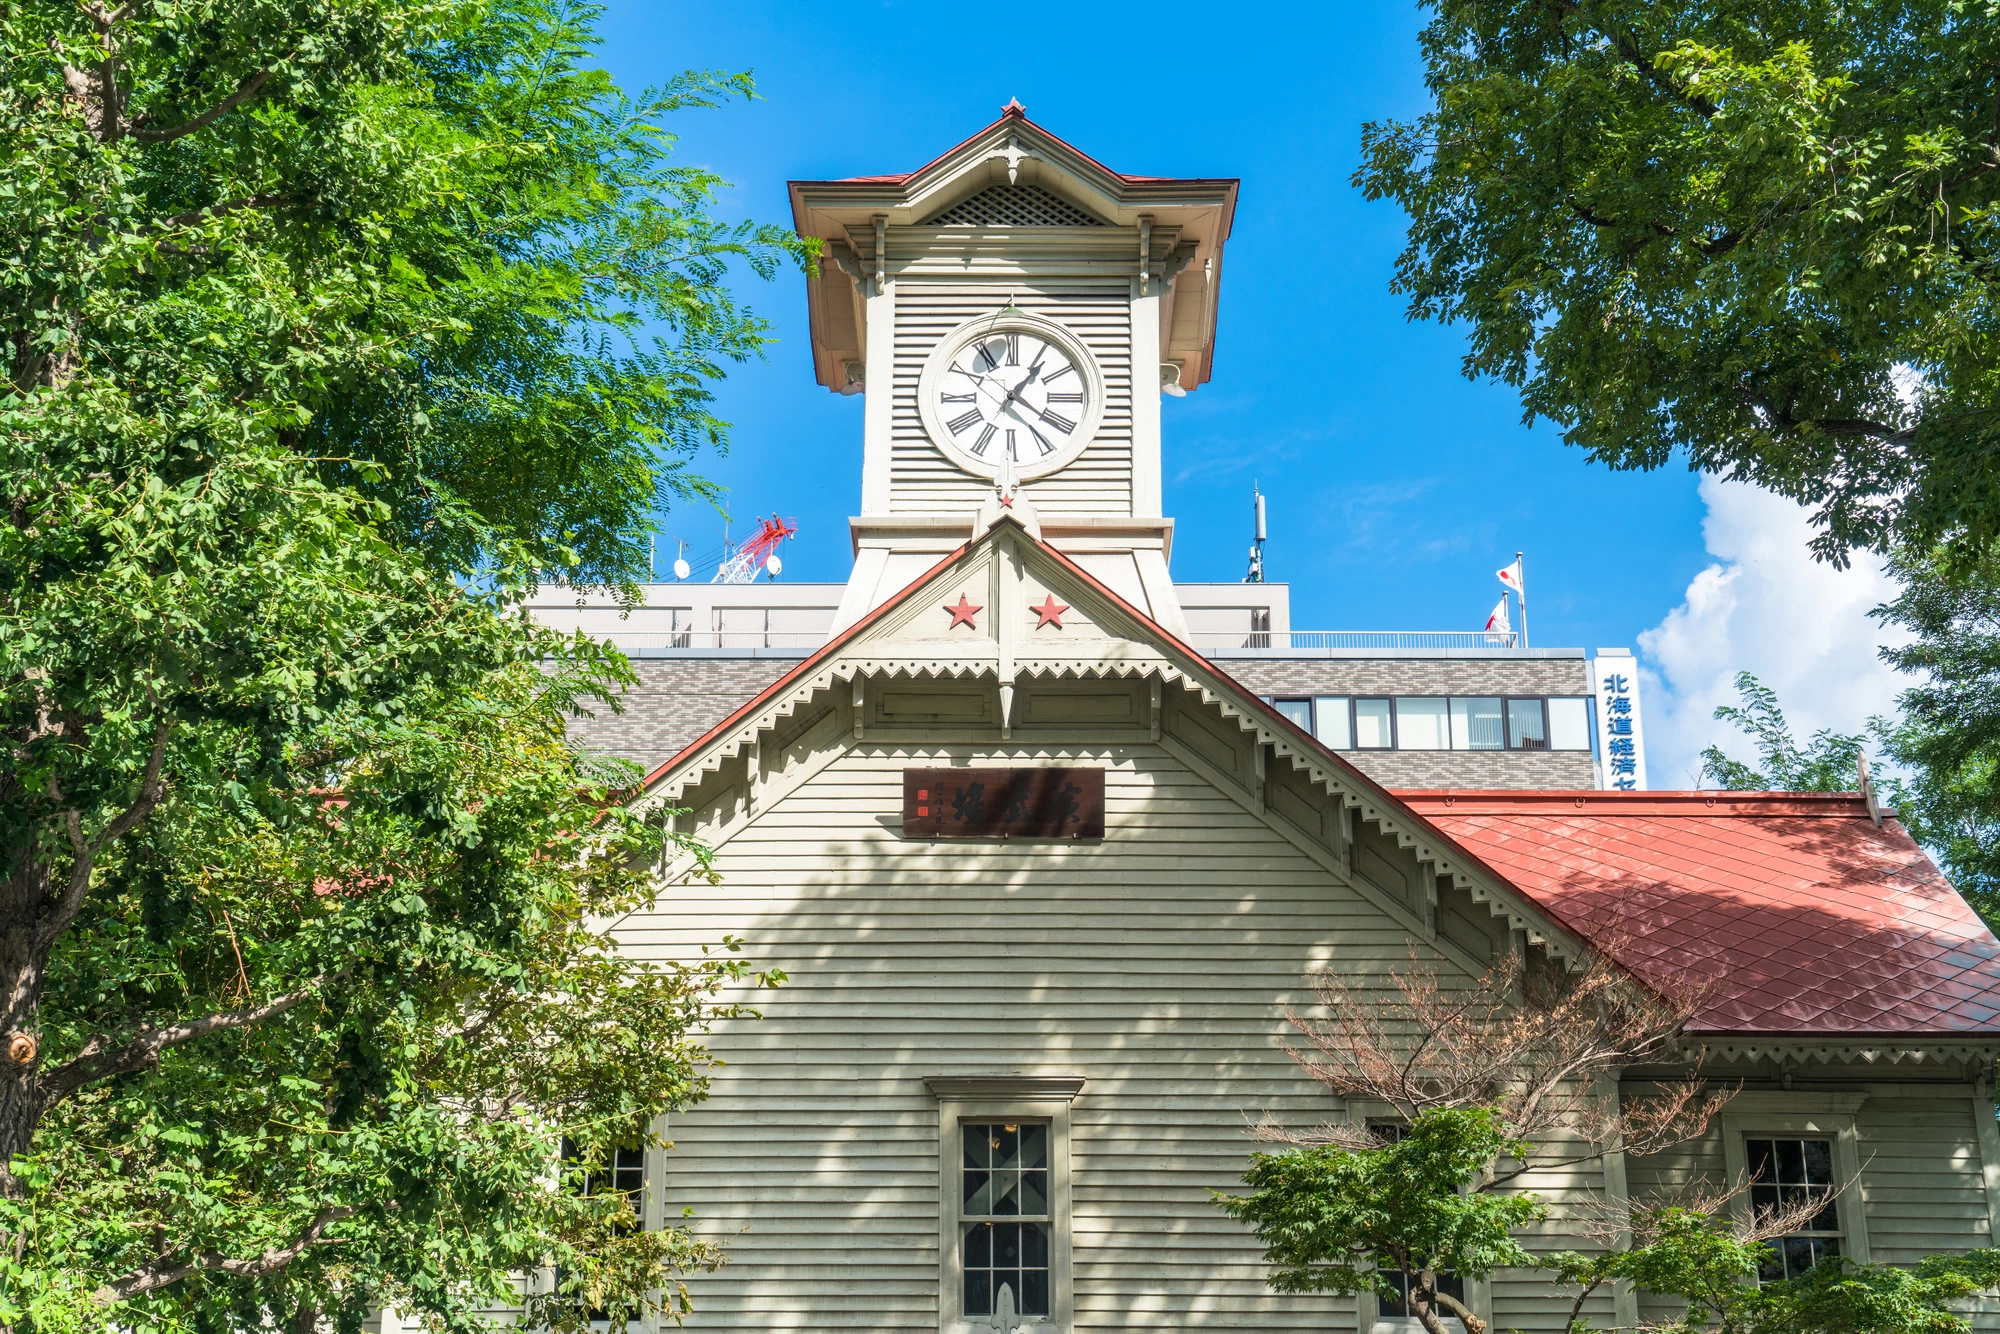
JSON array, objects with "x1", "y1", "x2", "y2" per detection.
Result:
[{"x1": 917, "y1": 312, "x2": 1104, "y2": 482}]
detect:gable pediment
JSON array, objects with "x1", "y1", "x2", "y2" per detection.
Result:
[
  {"x1": 631, "y1": 519, "x2": 1594, "y2": 983},
  {"x1": 789, "y1": 106, "x2": 1238, "y2": 397}
]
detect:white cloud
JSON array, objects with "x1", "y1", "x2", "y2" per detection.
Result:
[{"x1": 1637, "y1": 476, "x2": 1910, "y2": 789}]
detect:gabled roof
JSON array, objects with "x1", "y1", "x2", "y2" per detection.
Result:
[
  {"x1": 803, "y1": 102, "x2": 1217, "y2": 190},
  {"x1": 631, "y1": 517, "x2": 1593, "y2": 969},
  {"x1": 628, "y1": 520, "x2": 2000, "y2": 1050},
  {"x1": 1403, "y1": 792, "x2": 2000, "y2": 1041},
  {"x1": 787, "y1": 103, "x2": 1238, "y2": 395}
]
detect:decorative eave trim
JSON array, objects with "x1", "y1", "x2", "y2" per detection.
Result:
[
  {"x1": 1696, "y1": 1039, "x2": 2000, "y2": 1065},
  {"x1": 923, "y1": 1074, "x2": 1088, "y2": 1103}
]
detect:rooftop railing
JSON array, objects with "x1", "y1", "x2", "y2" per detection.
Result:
[
  {"x1": 587, "y1": 630, "x2": 829, "y2": 651},
  {"x1": 590, "y1": 628, "x2": 1530, "y2": 653},
  {"x1": 1187, "y1": 630, "x2": 1522, "y2": 652}
]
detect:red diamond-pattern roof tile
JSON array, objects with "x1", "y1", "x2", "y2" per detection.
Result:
[{"x1": 1398, "y1": 792, "x2": 2000, "y2": 1038}]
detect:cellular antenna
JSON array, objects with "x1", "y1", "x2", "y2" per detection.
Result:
[
  {"x1": 1244, "y1": 484, "x2": 1267, "y2": 584},
  {"x1": 715, "y1": 513, "x2": 797, "y2": 584}
]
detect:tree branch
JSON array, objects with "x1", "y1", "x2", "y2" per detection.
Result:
[
  {"x1": 148, "y1": 193, "x2": 294, "y2": 233},
  {"x1": 39, "y1": 982, "x2": 321, "y2": 1108},
  {"x1": 92, "y1": 1205, "x2": 355, "y2": 1304},
  {"x1": 1433, "y1": 1286, "x2": 1489, "y2": 1334},
  {"x1": 130, "y1": 68, "x2": 272, "y2": 145},
  {"x1": 37, "y1": 719, "x2": 170, "y2": 952}
]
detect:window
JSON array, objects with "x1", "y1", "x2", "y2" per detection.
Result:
[
  {"x1": 1396, "y1": 698, "x2": 1450, "y2": 750},
  {"x1": 929, "y1": 1078, "x2": 1078, "y2": 1332},
  {"x1": 1380, "y1": 1271, "x2": 1468, "y2": 1319},
  {"x1": 1272, "y1": 698, "x2": 1313, "y2": 732},
  {"x1": 556, "y1": 1141, "x2": 645, "y2": 1323},
  {"x1": 1314, "y1": 696, "x2": 1352, "y2": 750},
  {"x1": 1506, "y1": 699, "x2": 1548, "y2": 750},
  {"x1": 961, "y1": 1122, "x2": 1052, "y2": 1318},
  {"x1": 1720, "y1": 1094, "x2": 1869, "y2": 1277},
  {"x1": 1747, "y1": 1137, "x2": 1842, "y2": 1280},
  {"x1": 1303, "y1": 696, "x2": 1594, "y2": 753},
  {"x1": 561, "y1": 1139, "x2": 644, "y2": 1217},
  {"x1": 1547, "y1": 697, "x2": 1591, "y2": 751},
  {"x1": 1450, "y1": 697, "x2": 1505, "y2": 751},
  {"x1": 1354, "y1": 698, "x2": 1394, "y2": 749}
]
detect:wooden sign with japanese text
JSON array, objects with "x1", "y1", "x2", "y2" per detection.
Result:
[{"x1": 903, "y1": 768, "x2": 1105, "y2": 840}]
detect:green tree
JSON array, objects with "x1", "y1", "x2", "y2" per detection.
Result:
[
  {"x1": 1554, "y1": 1206, "x2": 2000, "y2": 1334},
  {"x1": 3, "y1": 0, "x2": 798, "y2": 1326},
  {"x1": 1874, "y1": 550, "x2": 2000, "y2": 912},
  {"x1": 1697, "y1": 672, "x2": 1869, "y2": 791},
  {"x1": 1694, "y1": 646, "x2": 2000, "y2": 922},
  {"x1": 1356, "y1": 0, "x2": 2000, "y2": 563},
  {"x1": 1217, "y1": 1109, "x2": 1544, "y2": 1334},
  {"x1": 1218, "y1": 953, "x2": 1725, "y2": 1334}
]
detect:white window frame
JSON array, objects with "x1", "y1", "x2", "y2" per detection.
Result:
[
  {"x1": 1345, "y1": 1100, "x2": 1492, "y2": 1334},
  {"x1": 529, "y1": 1136, "x2": 659, "y2": 1332},
  {"x1": 1719, "y1": 1092, "x2": 1872, "y2": 1266},
  {"x1": 926, "y1": 1076, "x2": 1083, "y2": 1334}
]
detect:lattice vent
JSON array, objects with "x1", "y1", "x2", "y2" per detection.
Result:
[{"x1": 925, "y1": 184, "x2": 1105, "y2": 227}]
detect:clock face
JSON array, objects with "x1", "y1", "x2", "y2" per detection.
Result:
[{"x1": 919, "y1": 315, "x2": 1103, "y2": 480}]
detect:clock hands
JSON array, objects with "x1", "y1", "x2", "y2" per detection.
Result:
[
  {"x1": 991, "y1": 362, "x2": 1042, "y2": 416},
  {"x1": 950, "y1": 344, "x2": 1065, "y2": 461}
]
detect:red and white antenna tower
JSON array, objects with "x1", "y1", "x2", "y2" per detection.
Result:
[{"x1": 713, "y1": 514, "x2": 797, "y2": 584}]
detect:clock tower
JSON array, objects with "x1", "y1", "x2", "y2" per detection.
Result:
[{"x1": 791, "y1": 102, "x2": 1238, "y2": 635}]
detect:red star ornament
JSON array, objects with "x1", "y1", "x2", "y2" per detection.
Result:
[
  {"x1": 943, "y1": 594, "x2": 982, "y2": 629},
  {"x1": 1031, "y1": 594, "x2": 1069, "y2": 629}
]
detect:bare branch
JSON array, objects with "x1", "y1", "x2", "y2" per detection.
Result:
[
  {"x1": 130, "y1": 68, "x2": 272, "y2": 145},
  {"x1": 92, "y1": 1205, "x2": 354, "y2": 1304},
  {"x1": 39, "y1": 982, "x2": 321, "y2": 1107},
  {"x1": 1281, "y1": 944, "x2": 1714, "y2": 1146}
]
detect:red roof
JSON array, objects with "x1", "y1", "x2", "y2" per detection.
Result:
[{"x1": 1402, "y1": 792, "x2": 2000, "y2": 1039}]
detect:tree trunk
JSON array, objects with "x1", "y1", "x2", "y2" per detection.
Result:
[{"x1": 0, "y1": 851, "x2": 49, "y2": 1197}]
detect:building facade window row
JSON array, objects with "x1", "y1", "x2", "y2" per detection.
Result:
[{"x1": 1263, "y1": 695, "x2": 1594, "y2": 753}]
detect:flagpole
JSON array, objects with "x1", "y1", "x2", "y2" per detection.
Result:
[{"x1": 1516, "y1": 550, "x2": 1528, "y2": 649}]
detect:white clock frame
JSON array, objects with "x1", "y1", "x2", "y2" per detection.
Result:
[{"x1": 916, "y1": 310, "x2": 1108, "y2": 482}]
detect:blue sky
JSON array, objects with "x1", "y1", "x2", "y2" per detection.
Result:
[{"x1": 597, "y1": 0, "x2": 1908, "y2": 784}]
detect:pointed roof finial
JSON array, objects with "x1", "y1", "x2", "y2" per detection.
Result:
[{"x1": 1001, "y1": 97, "x2": 1027, "y2": 118}]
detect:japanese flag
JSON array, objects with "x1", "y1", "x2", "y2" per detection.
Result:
[
  {"x1": 1484, "y1": 594, "x2": 1512, "y2": 636},
  {"x1": 1497, "y1": 557, "x2": 1525, "y2": 602}
]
